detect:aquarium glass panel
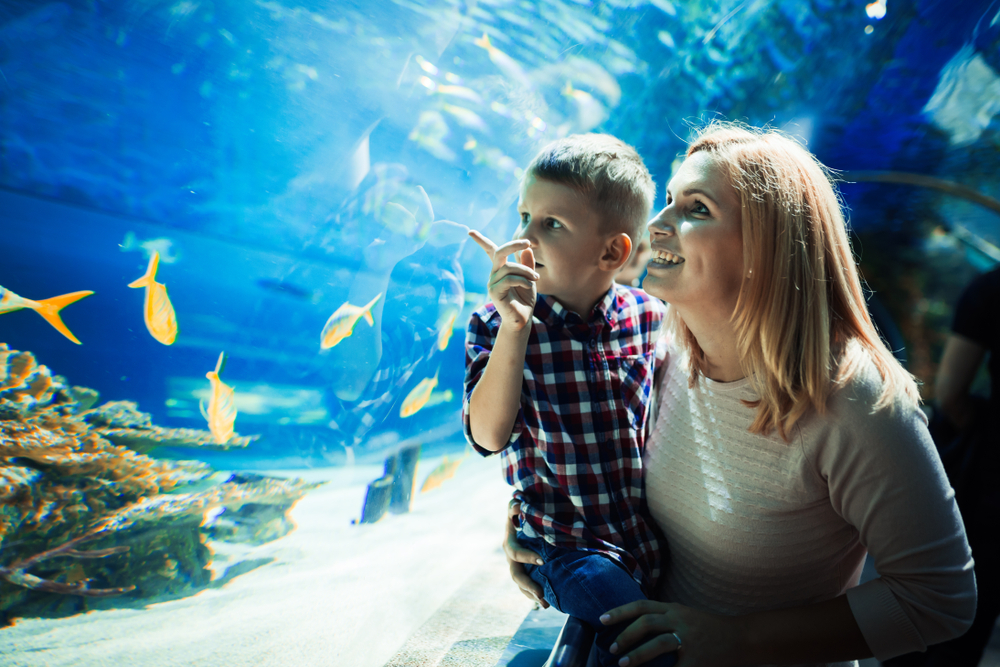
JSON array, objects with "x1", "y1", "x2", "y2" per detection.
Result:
[{"x1": 1, "y1": 0, "x2": 998, "y2": 664}]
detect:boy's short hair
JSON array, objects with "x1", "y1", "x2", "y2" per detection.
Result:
[{"x1": 525, "y1": 134, "x2": 655, "y2": 243}]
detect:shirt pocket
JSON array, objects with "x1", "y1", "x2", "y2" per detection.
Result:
[{"x1": 612, "y1": 353, "x2": 653, "y2": 432}]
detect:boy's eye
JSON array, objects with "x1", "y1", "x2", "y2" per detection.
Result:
[
  {"x1": 545, "y1": 217, "x2": 563, "y2": 229},
  {"x1": 519, "y1": 213, "x2": 529, "y2": 225}
]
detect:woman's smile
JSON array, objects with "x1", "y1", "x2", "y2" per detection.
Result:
[{"x1": 647, "y1": 248, "x2": 684, "y2": 267}]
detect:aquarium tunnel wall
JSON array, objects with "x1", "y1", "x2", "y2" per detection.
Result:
[{"x1": 1, "y1": 0, "x2": 999, "y2": 665}]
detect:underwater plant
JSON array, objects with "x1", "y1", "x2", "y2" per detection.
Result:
[{"x1": 0, "y1": 343, "x2": 319, "y2": 623}]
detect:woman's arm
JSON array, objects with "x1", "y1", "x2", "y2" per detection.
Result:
[{"x1": 602, "y1": 594, "x2": 871, "y2": 666}]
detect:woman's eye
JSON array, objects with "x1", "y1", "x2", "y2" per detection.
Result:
[{"x1": 692, "y1": 201, "x2": 710, "y2": 215}]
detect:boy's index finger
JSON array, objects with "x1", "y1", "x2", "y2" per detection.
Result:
[
  {"x1": 469, "y1": 231, "x2": 531, "y2": 269},
  {"x1": 493, "y1": 239, "x2": 533, "y2": 271},
  {"x1": 495, "y1": 239, "x2": 531, "y2": 257},
  {"x1": 468, "y1": 230, "x2": 501, "y2": 259}
]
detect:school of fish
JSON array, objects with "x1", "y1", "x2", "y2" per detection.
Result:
[{"x1": 2, "y1": 105, "x2": 493, "y2": 494}]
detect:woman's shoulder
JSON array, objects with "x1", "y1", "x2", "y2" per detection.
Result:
[
  {"x1": 827, "y1": 350, "x2": 885, "y2": 416},
  {"x1": 826, "y1": 342, "x2": 922, "y2": 421},
  {"x1": 800, "y1": 344, "x2": 929, "y2": 465}
]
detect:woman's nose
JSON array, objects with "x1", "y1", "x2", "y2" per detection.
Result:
[{"x1": 648, "y1": 208, "x2": 675, "y2": 236}]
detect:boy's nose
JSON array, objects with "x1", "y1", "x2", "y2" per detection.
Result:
[{"x1": 513, "y1": 226, "x2": 536, "y2": 244}]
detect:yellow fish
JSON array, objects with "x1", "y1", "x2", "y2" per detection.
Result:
[
  {"x1": 0, "y1": 285, "x2": 93, "y2": 344},
  {"x1": 400, "y1": 372, "x2": 438, "y2": 418},
  {"x1": 563, "y1": 82, "x2": 606, "y2": 132},
  {"x1": 419, "y1": 455, "x2": 464, "y2": 493},
  {"x1": 127, "y1": 250, "x2": 177, "y2": 345},
  {"x1": 320, "y1": 293, "x2": 382, "y2": 350},
  {"x1": 201, "y1": 352, "x2": 237, "y2": 445},
  {"x1": 473, "y1": 33, "x2": 532, "y2": 89},
  {"x1": 435, "y1": 84, "x2": 483, "y2": 104},
  {"x1": 441, "y1": 104, "x2": 489, "y2": 132},
  {"x1": 436, "y1": 308, "x2": 459, "y2": 351}
]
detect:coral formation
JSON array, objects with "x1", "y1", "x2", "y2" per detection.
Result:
[
  {"x1": 0, "y1": 344, "x2": 319, "y2": 622},
  {"x1": 85, "y1": 400, "x2": 257, "y2": 453},
  {"x1": 0, "y1": 345, "x2": 60, "y2": 417}
]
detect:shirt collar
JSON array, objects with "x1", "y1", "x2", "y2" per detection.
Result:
[{"x1": 534, "y1": 285, "x2": 619, "y2": 329}]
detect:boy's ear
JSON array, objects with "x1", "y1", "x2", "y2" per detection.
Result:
[{"x1": 599, "y1": 233, "x2": 632, "y2": 272}]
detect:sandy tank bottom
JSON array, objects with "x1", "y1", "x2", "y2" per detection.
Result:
[{"x1": 0, "y1": 452, "x2": 531, "y2": 667}]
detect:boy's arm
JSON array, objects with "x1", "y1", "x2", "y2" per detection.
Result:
[
  {"x1": 464, "y1": 230, "x2": 538, "y2": 452},
  {"x1": 468, "y1": 321, "x2": 531, "y2": 451}
]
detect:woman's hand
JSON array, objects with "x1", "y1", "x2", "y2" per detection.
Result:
[
  {"x1": 502, "y1": 500, "x2": 548, "y2": 608},
  {"x1": 601, "y1": 600, "x2": 741, "y2": 667}
]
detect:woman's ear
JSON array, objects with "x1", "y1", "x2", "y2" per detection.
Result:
[{"x1": 600, "y1": 233, "x2": 632, "y2": 271}]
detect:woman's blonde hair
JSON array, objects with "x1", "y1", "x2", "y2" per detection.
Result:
[{"x1": 668, "y1": 121, "x2": 920, "y2": 440}]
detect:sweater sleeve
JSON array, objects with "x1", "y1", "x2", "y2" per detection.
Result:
[{"x1": 806, "y1": 370, "x2": 976, "y2": 661}]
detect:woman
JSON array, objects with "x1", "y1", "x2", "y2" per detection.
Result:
[{"x1": 506, "y1": 123, "x2": 976, "y2": 667}]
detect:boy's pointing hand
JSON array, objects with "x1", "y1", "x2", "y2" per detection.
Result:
[{"x1": 469, "y1": 230, "x2": 538, "y2": 331}]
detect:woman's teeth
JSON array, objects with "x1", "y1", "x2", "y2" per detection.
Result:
[{"x1": 650, "y1": 250, "x2": 684, "y2": 265}]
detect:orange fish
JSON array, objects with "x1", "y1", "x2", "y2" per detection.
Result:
[
  {"x1": 0, "y1": 285, "x2": 93, "y2": 344},
  {"x1": 419, "y1": 455, "x2": 464, "y2": 493},
  {"x1": 128, "y1": 251, "x2": 177, "y2": 345},
  {"x1": 399, "y1": 372, "x2": 438, "y2": 418},
  {"x1": 201, "y1": 352, "x2": 237, "y2": 445},
  {"x1": 436, "y1": 308, "x2": 459, "y2": 351},
  {"x1": 320, "y1": 293, "x2": 381, "y2": 350}
]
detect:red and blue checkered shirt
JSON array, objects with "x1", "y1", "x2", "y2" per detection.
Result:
[{"x1": 463, "y1": 284, "x2": 666, "y2": 591}]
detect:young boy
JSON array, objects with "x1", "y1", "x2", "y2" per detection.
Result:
[{"x1": 464, "y1": 134, "x2": 671, "y2": 667}]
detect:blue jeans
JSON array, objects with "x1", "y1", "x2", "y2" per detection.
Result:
[{"x1": 520, "y1": 534, "x2": 677, "y2": 667}]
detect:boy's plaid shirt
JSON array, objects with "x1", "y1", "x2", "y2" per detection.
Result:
[{"x1": 463, "y1": 284, "x2": 666, "y2": 591}]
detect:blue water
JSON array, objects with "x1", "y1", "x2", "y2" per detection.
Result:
[
  {"x1": 2, "y1": 0, "x2": 997, "y2": 462},
  {"x1": 1, "y1": 0, "x2": 999, "y2": 661}
]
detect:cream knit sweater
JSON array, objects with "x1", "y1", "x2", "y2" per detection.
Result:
[{"x1": 643, "y1": 344, "x2": 976, "y2": 666}]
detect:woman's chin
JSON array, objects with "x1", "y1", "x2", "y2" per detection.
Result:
[{"x1": 640, "y1": 269, "x2": 676, "y2": 299}]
